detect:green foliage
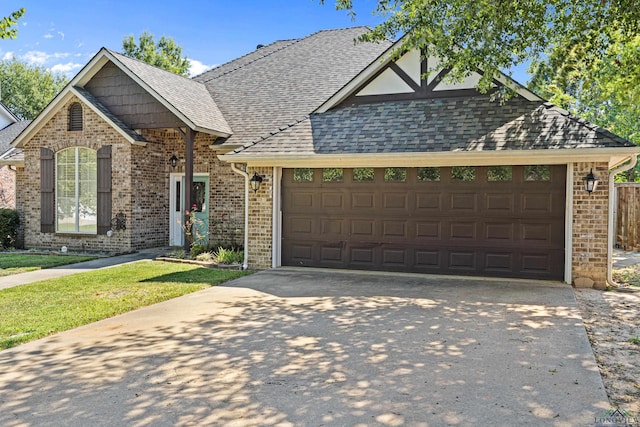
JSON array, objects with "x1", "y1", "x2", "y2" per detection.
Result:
[
  {"x1": 0, "y1": 209, "x2": 19, "y2": 249},
  {"x1": 629, "y1": 337, "x2": 640, "y2": 345},
  {"x1": 322, "y1": 1, "x2": 640, "y2": 98},
  {"x1": 0, "y1": 8, "x2": 24, "y2": 40},
  {"x1": 0, "y1": 260, "x2": 251, "y2": 349},
  {"x1": 122, "y1": 31, "x2": 191, "y2": 76},
  {"x1": 190, "y1": 243, "x2": 207, "y2": 259},
  {"x1": 529, "y1": 32, "x2": 640, "y2": 181},
  {"x1": 451, "y1": 166, "x2": 475, "y2": 181},
  {"x1": 213, "y1": 247, "x2": 244, "y2": 265},
  {"x1": 0, "y1": 57, "x2": 68, "y2": 120}
]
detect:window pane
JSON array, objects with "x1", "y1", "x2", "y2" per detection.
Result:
[
  {"x1": 322, "y1": 168, "x2": 343, "y2": 182},
  {"x1": 384, "y1": 167, "x2": 406, "y2": 182},
  {"x1": 56, "y1": 147, "x2": 97, "y2": 233},
  {"x1": 417, "y1": 167, "x2": 440, "y2": 182},
  {"x1": 452, "y1": 166, "x2": 475, "y2": 181},
  {"x1": 353, "y1": 168, "x2": 374, "y2": 182},
  {"x1": 487, "y1": 166, "x2": 512, "y2": 181},
  {"x1": 293, "y1": 168, "x2": 313, "y2": 182},
  {"x1": 524, "y1": 165, "x2": 551, "y2": 181}
]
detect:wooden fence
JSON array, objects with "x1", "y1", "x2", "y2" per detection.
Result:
[{"x1": 615, "y1": 183, "x2": 640, "y2": 251}]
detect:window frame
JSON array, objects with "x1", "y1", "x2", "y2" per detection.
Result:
[{"x1": 55, "y1": 147, "x2": 97, "y2": 234}]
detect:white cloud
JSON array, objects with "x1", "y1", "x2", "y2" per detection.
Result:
[
  {"x1": 2, "y1": 52, "x2": 14, "y2": 60},
  {"x1": 50, "y1": 62, "x2": 82, "y2": 74},
  {"x1": 57, "y1": 31, "x2": 64, "y2": 40},
  {"x1": 188, "y1": 59, "x2": 215, "y2": 77},
  {"x1": 22, "y1": 51, "x2": 71, "y2": 65},
  {"x1": 43, "y1": 33, "x2": 53, "y2": 39}
]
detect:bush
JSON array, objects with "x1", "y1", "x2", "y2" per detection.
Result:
[
  {"x1": 190, "y1": 243, "x2": 207, "y2": 259},
  {"x1": 0, "y1": 209, "x2": 19, "y2": 249},
  {"x1": 213, "y1": 247, "x2": 244, "y2": 264}
]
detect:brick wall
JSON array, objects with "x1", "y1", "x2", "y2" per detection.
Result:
[
  {"x1": 17, "y1": 98, "x2": 246, "y2": 254},
  {"x1": 572, "y1": 161, "x2": 610, "y2": 286},
  {"x1": 247, "y1": 166, "x2": 273, "y2": 268},
  {"x1": 19, "y1": 96, "x2": 134, "y2": 253},
  {"x1": 0, "y1": 165, "x2": 15, "y2": 208}
]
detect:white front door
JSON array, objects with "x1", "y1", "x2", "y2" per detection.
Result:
[{"x1": 170, "y1": 174, "x2": 209, "y2": 246}]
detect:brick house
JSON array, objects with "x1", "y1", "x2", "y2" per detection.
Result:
[
  {"x1": 0, "y1": 103, "x2": 30, "y2": 209},
  {"x1": 4, "y1": 27, "x2": 639, "y2": 288}
]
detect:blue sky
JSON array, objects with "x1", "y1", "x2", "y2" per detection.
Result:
[{"x1": 0, "y1": 1, "x2": 529, "y2": 82}]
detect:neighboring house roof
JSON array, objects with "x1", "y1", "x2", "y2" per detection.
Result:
[
  {"x1": 195, "y1": 27, "x2": 394, "y2": 147},
  {"x1": 0, "y1": 121, "x2": 30, "y2": 156},
  {"x1": 105, "y1": 49, "x2": 232, "y2": 136}
]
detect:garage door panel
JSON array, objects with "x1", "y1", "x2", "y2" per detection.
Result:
[
  {"x1": 321, "y1": 192, "x2": 344, "y2": 208},
  {"x1": 282, "y1": 166, "x2": 565, "y2": 280},
  {"x1": 416, "y1": 192, "x2": 442, "y2": 210},
  {"x1": 351, "y1": 192, "x2": 376, "y2": 209},
  {"x1": 450, "y1": 193, "x2": 478, "y2": 210}
]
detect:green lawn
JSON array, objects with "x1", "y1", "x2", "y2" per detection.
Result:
[
  {"x1": 0, "y1": 253, "x2": 97, "y2": 276},
  {"x1": 0, "y1": 260, "x2": 251, "y2": 349}
]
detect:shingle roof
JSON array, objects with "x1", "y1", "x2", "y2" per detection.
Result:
[
  {"x1": 194, "y1": 27, "x2": 393, "y2": 147},
  {"x1": 0, "y1": 121, "x2": 30, "y2": 156},
  {"x1": 74, "y1": 87, "x2": 147, "y2": 143},
  {"x1": 107, "y1": 49, "x2": 232, "y2": 135},
  {"x1": 231, "y1": 96, "x2": 636, "y2": 156}
]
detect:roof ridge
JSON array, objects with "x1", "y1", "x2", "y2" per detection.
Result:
[
  {"x1": 196, "y1": 38, "x2": 302, "y2": 83},
  {"x1": 106, "y1": 48, "x2": 201, "y2": 84},
  {"x1": 197, "y1": 26, "x2": 373, "y2": 83}
]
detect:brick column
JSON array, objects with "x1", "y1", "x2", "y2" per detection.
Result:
[
  {"x1": 247, "y1": 166, "x2": 273, "y2": 269},
  {"x1": 572, "y1": 162, "x2": 610, "y2": 287}
]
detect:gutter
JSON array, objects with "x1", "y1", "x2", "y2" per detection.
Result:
[
  {"x1": 230, "y1": 163, "x2": 249, "y2": 270},
  {"x1": 607, "y1": 154, "x2": 638, "y2": 288}
]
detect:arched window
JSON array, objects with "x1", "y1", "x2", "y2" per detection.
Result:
[
  {"x1": 56, "y1": 147, "x2": 97, "y2": 233},
  {"x1": 68, "y1": 102, "x2": 83, "y2": 131}
]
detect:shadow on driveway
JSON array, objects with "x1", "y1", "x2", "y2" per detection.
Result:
[{"x1": 0, "y1": 269, "x2": 609, "y2": 426}]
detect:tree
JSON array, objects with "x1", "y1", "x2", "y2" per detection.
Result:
[
  {"x1": 122, "y1": 32, "x2": 190, "y2": 76},
  {"x1": 323, "y1": 1, "x2": 640, "y2": 95},
  {"x1": 529, "y1": 33, "x2": 640, "y2": 181},
  {"x1": 0, "y1": 58, "x2": 69, "y2": 120},
  {"x1": 0, "y1": 7, "x2": 25, "y2": 39}
]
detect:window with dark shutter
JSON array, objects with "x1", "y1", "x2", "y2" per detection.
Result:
[{"x1": 68, "y1": 103, "x2": 83, "y2": 131}]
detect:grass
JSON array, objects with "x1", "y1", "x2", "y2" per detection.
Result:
[
  {"x1": 0, "y1": 253, "x2": 97, "y2": 277},
  {"x1": 0, "y1": 260, "x2": 251, "y2": 350}
]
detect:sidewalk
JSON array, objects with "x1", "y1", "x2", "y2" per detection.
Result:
[
  {"x1": 0, "y1": 248, "x2": 168, "y2": 291},
  {"x1": 613, "y1": 248, "x2": 640, "y2": 268}
]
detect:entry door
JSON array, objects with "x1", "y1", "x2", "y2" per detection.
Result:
[{"x1": 170, "y1": 174, "x2": 209, "y2": 246}]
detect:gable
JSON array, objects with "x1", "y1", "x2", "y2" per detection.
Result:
[
  {"x1": 85, "y1": 62, "x2": 183, "y2": 129},
  {"x1": 318, "y1": 45, "x2": 542, "y2": 113},
  {"x1": 345, "y1": 49, "x2": 507, "y2": 105}
]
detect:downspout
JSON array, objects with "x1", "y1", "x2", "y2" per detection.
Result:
[
  {"x1": 230, "y1": 163, "x2": 249, "y2": 270},
  {"x1": 607, "y1": 154, "x2": 638, "y2": 287}
]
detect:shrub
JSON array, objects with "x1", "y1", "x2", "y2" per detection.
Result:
[
  {"x1": 190, "y1": 243, "x2": 207, "y2": 259},
  {"x1": 213, "y1": 247, "x2": 244, "y2": 264},
  {"x1": 0, "y1": 209, "x2": 19, "y2": 249},
  {"x1": 195, "y1": 251, "x2": 214, "y2": 262}
]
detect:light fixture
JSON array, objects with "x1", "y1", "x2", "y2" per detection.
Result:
[
  {"x1": 169, "y1": 155, "x2": 178, "y2": 168},
  {"x1": 249, "y1": 172, "x2": 263, "y2": 193},
  {"x1": 583, "y1": 168, "x2": 599, "y2": 193}
]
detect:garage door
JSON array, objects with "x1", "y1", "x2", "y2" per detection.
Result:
[{"x1": 282, "y1": 166, "x2": 566, "y2": 280}]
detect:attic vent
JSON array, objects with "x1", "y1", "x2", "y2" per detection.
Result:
[
  {"x1": 68, "y1": 102, "x2": 83, "y2": 131},
  {"x1": 256, "y1": 44, "x2": 265, "y2": 49}
]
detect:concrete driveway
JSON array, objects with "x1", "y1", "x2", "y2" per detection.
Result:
[{"x1": 0, "y1": 268, "x2": 608, "y2": 426}]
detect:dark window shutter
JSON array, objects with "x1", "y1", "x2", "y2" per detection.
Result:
[
  {"x1": 68, "y1": 103, "x2": 83, "y2": 131},
  {"x1": 40, "y1": 147, "x2": 55, "y2": 233},
  {"x1": 96, "y1": 145, "x2": 112, "y2": 235}
]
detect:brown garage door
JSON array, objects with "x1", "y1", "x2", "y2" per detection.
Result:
[{"x1": 282, "y1": 166, "x2": 566, "y2": 280}]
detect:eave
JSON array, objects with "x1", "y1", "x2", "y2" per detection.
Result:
[{"x1": 219, "y1": 146, "x2": 640, "y2": 169}]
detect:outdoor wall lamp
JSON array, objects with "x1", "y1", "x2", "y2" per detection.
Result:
[
  {"x1": 249, "y1": 172, "x2": 264, "y2": 192},
  {"x1": 169, "y1": 155, "x2": 178, "y2": 168},
  {"x1": 584, "y1": 168, "x2": 599, "y2": 194}
]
